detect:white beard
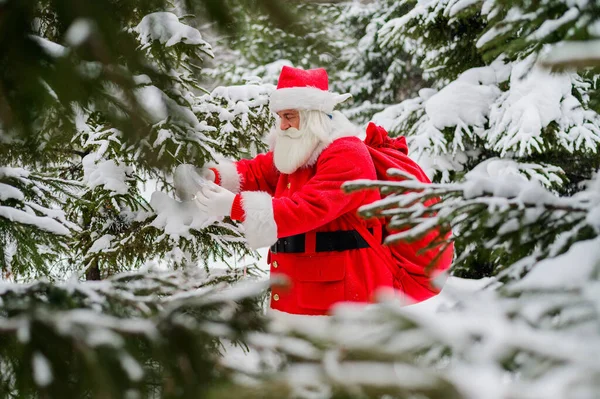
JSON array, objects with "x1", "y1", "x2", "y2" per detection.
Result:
[{"x1": 272, "y1": 126, "x2": 321, "y2": 174}]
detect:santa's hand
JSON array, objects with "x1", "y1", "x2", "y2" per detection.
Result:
[
  {"x1": 174, "y1": 164, "x2": 216, "y2": 201},
  {"x1": 197, "y1": 167, "x2": 216, "y2": 182},
  {"x1": 194, "y1": 182, "x2": 235, "y2": 218}
]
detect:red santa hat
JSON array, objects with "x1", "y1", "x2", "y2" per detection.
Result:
[{"x1": 269, "y1": 66, "x2": 352, "y2": 114}]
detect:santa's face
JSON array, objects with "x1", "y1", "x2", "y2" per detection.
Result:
[
  {"x1": 277, "y1": 109, "x2": 300, "y2": 130},
  {"x1": 272, "y1": 109, "x2": 320, "y2": 174}
]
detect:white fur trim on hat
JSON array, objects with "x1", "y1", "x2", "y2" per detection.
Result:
[
  {"x1": 206, "y1": 160, "x2": 242, "y2": 194},
  {"x1": 270, "y1": 87, "x2": 352, "y2": 113},
  {"x1": 239, "y1": 191, "x2": 278, "y2": 249}
]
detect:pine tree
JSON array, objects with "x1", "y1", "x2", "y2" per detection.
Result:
[
  {"x1": 0, "y1": 1, "x2": 281, "y2": 396},
  {"x1": 205, "y1": 0, "x2": 348, "y2": 88},
  {"x1": 334, "y1": 0, "x2": 428, "y2": 123},
  {"x1": 0, "y1": 268, "x2": 269, "y2": 397},
  {"x1": 0, "y1": 0, "x2": 280, "y2": 280},
  {"x1": 370, "y1": 0, "x2": 600, "y2": 277},
  {"x1": 206, "y1": 0, "x2": 428, "y2": 124}
]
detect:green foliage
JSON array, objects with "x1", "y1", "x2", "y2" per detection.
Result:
[
  {"x1": 1, "y1": 0, "x2": 163, "y2": 148},
  {"x1": 379, "y1": 0, "x2": 487, "y2": 85},
  {"x1": 475, "y1": 0, "x2": 600, "y2": 113},
  {"x1": 344, "y1": 160, "x2": 599, "y2": 282},
  {"x1": 0, "y1": 268, "x2": 268, "y2": 398},
  {"x1": 208, "y1": 0, "x2": 429, "y2": 123},
  {"x1": 367, "y1": 0, "x2": 600, "y2": 278},
  {"x1": 478, "y1": 0, "x2": 600, "y2": 62},
  {"x1": 0, "y1": 0, "x2": 290, "y2": 153},
  {"x1": 206, "y1": 0, "x2": 346, "y2": 88},
  {"x1": 0, "y1": 167, "x2": 79, "y2": 280},
  {"x1": 335, "y1": 0, "x2": 427, "y2": 122},
  {"x1": 1, "y1": 0, "x2": 276, "y2": 280},
  {"x1": 211, "y1": 245, "x2": 600, "y2": 398}
]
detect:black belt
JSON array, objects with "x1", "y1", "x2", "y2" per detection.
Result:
[{"x1": 270, "y1": 228, "x2": 374, "y2": 254}]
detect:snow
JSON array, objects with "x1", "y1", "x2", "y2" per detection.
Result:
[
  {"x1": 125, "y1": 390, "x2": 141, "y2": 399},
  {"x1": 87, "y1": 328, "x2": 125, "y2": 348},
  {"x1": 3, "y1": 237, "x2": 17, "y2": 270},
  {"x1": 149, "y1": 191, "x2": 212, "y2": 240},
  {"x1": 372, "y1": 97, "x2": 426, "y2": 135},
  {"x1": 82, "y1": 154, "x2": 131, "y2": 195},
  {"x1": 587, "y1": 191, "x2": 600, "y2": 229},
  {"x1": 511, "y1": 237, "x2": 600, "y2": 290},
  {"x1": 448, "y1": 0, "x2": 480, "y2": 17},
  {"x1": 0, "y1": 206, "x2": 70, "y2": 235},
  {"x1": 29, "y1": 35, "x2": 68, "y2": 58},
  {"x1": 223, "y1": 266, "x2": 494, "y2": 374},
  {"x1": 134, "y1": 12, "x2": 207, "y2": 49},
  {"x1": 195, "y1": 83, "x2": 273, "y2": 131},
  {"x1": 135, "y1": 85, "x2": 203, "y2": 129},
  {"x1": 405, "y1": 275, "x2": 493, "y2": 313},
  {"x1": 540, "y1": 40, "x2": 600, "y2": 67},
  {"x1": 238, "y1": 60, "x2": 294, "y2": 86},
  {"x1": 3, "y1": 2, "x2": 600, "y2": 396},
  {"x1": 0, "y1": 183, "x2": 24, "y2": 201},
  {"x1": 208, "y1": 279, "x2": 270, "y2": 305},
  {"x1": 415, "y1": 151, "x2": 467, "y2": 181},
  {"x1": 119, "y1": 354, "x2": 144, "y2": 382},
  {"x1": 32, "y1": 352, "x2": 53, "y2": 387},
  {"x1": 487, "y1": 58, "x2": 572, "y2": 156},
  {"x1": 292, "y1": 361, "x2": 439, "y2": 391},
  {"x1": 457, "y1": 60, "x2": 511, "y2": 85},
  {"x1": 210, "y1": 84, "x2": 274, "y2": 105},
  {"x1": 88, "y1": 234, "x2": 115, "y2": 253},
  {"x1": 476, "y1": 24, "x2": 513, "y2": 48},
  {"x1": 526, "y1": 8, "x2": 579, "y2": 41},
  {"x1": 590, "y1": 20, "x2": 600, "y2": 36},
  {"x1": 254, "y1": 274, "x2": 585, "y2": 399},
  {"x1": 372, "y1": 59, "x2": 517, "y2": 179},
  {"x1": 421, "y1": 60, "x2": 509, "y2": 134},
  {"x1": 0, "y1": 167, "x2": 29, "y2": 179},
  {"x1": 17, "y1": 322, "x2": 30, "y2": 343},
  {"x1": 57, "y1": 309, "x2": 157, "y2": 337},
  {"x1": 425, "y1": 80, "x2": 500, "y2": 130},
  {"x1": 134, "y1": 85, "x2": 168, "y2": 123},
  {"x1": 375, "y1": 52, "x2": 600, "y2": 183},
  {"x1": 396, "y1": 128, "x2": 458, "y2": 178},
  {"x1": 463, "y1": 158, "x2": 562, "y2": 199},
  {"x1": 65, "y1": 18, "x2": 94, "y2": 47},
  {"x1": 133, "y1": 74, "x2": 152, "y2": 85}
]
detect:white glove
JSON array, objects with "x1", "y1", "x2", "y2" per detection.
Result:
[
  {"x1": 173, "y1": 164, "x2": 216, "y2": 201},
  {"x1": 194, "y1": 182, "x2": 236, "y2": 218}
]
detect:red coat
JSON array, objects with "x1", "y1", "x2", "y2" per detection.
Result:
[{"x1": 212, "y1": 136, "x2": 396, "y2": 315}]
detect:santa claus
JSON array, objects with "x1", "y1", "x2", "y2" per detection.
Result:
[{"x1": 176, "y1": 66, "x2": 396, "y2": 315}]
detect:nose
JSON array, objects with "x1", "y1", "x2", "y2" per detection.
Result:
[{"x1": 280, "y1": 119, "x2": 290, "y2": 130}]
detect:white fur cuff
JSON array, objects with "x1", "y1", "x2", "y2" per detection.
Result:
[
  {"x1": 240, "y1": 191, "x2": 278, "y2": 250},
  {"x1": 206, "y1": 160, "x2": 242, "y2": 194},
  {"x1": 270, "y1": 87, "x2": 352, "y2": 114}
]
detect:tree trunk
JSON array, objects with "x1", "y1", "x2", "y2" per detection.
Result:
[{"x1": 86, "y1": 260, "x2": 101, "y2": 280}]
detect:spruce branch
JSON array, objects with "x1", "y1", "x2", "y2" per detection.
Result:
[
  {"x1": 345, "y1": 166, "x2": 600, "y2": 276},
  {"x1": 0, "y1": 268, "x2": 268, "y2": 397}
]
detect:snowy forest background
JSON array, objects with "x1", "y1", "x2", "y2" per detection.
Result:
[{"x1": 1, "y1": 0, "x2": 600, "y2": 397}]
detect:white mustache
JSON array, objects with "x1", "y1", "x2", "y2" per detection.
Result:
[{"x1": 278, "y1": 127, "x2": 303, "y2": 139}]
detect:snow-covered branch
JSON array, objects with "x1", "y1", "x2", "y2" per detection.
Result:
[
  {"x1": 345, "y1": 159, "x2": 600, "y2": 274},
  {"x1": 0, "y1": 268, "x2": 268, "y2": 397}
]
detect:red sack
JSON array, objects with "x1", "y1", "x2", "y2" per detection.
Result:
[{"x1": 359, "y1": 122, "x2": 454, "y2": 302}]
